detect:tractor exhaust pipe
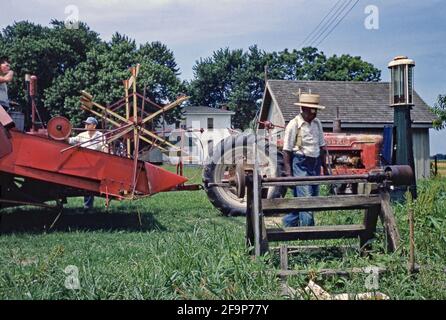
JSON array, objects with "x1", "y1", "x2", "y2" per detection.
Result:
[{"x1": 333, "y1": 107, "x2": 341, "y2": 133}]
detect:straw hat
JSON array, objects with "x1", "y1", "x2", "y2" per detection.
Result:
[{"x1": 294, "y1": 93, "x2": 325, "y2": 110}]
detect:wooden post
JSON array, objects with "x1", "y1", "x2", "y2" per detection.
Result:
[
  {"x1": 253, "y1": 167, "x2": 261, "y2": 257},
  {"x1": 408, "y1": 207, "x2": 416, "y2": 273},
  {"x1": 124, "y1": 79, "x2": 131, "y2": 158},
  {"x1": 379, "y1": 190, "x2": 400, "y2": 252},
  {"x1": 246, "y1": 174, "x2": 255, "y2": 255},
  {"x1": 360, "y1": 205, "x2": 380, "y2": 253},
  {"x1": 258, "y1": 174, "x2": 269, "y2": 255},
  {"x1": 435, "y1": 156, "x2": 438, "y2": 177},
  {"x1": 132, "y1": 66, "x2": 138, "y2": 159},
  {"x1": 280, "y1": 244, "x2": 288, "y2": 271}
]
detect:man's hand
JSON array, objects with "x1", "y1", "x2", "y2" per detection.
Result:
[
  {"x1": 0, "y1": 70, "x2": 14, "y2": 83},
  {"x1": 320, "y1": 147, "x2": 329, "y2": 176},
  {"x1": 322, "y1": 166, "x2": 329, "y2": 176}
]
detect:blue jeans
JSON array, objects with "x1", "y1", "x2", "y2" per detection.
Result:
[
  {"x1": 283, "y1": 153, "x2": 321, "y2": 227},
  {"x1": 84, "y1": 195, "x2": 94, "y2": 209}
]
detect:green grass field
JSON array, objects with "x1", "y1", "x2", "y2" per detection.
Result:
[{"x1": 0, "y1": 167, "x2": 445, "y2": 300}]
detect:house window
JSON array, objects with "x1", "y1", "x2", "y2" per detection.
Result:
[{"x1": 207, "y1": 117, "x2": 214, "y2": 129}]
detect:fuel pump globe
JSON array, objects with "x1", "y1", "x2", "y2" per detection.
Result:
[{"x1": 388, "y1": 56, "x2": 415, "y2": 106}]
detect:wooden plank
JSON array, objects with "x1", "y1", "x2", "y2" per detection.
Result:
[
  {"x1": 360, "y1": 205, "x2": 380, "y2": 251},
  {"x1": 277, "y1": 267, "x2": 387, "y2": 278},
  {"x1": 266, "y1": 224, "x2": 365, "y2": 241},
  {"x1": 379, "y1": 190, "x2": 400, "y2": 252},
  {"x1": 245, "y1": 175, "x2": 254, "y2": 255},
  {"x1": 279, "y1": 245, "x2": 288, "y2": 271},
  {"x1": 262, "y1": 195, "x2": 380, "y2": 214},
  {"x1": 270, "y1": 245, "x2": 358, "y2": 255}
]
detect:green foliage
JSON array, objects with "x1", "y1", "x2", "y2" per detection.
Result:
[
  {"x1": 0, "y1": 21, "x2": 185, "y2": 126},
  {"x1": 44, "y1": 33, "x2": 185, "y2": 125},
  {"x1": 431, "y1": 94, "x2": 446, "y2": 130},
  {"x1": 189, "y1": 46, "x2": 381, "y2": 129},
  {"x1": 0, "y1": 20, "x2": 100, "y2": 116}
]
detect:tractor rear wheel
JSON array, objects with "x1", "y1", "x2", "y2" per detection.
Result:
[{"x1": 203, "y1": 133, "x2": 285, "y2": 216}]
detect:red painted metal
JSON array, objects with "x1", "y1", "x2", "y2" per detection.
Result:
[
  {"x1": 0, "y1": 126, "x2": 188, "y2": 206},
  {"x1": 47, "y1": 116, "x2": 72, "y2": 141},
  {"x1": 0, "y1": 106, "x2": 14, "y2": 129},
  {"x1": 324, "y1": 133, "x2": 382, "y2": 175},
  {"x1": 0, "y1": 124, "x2": 12, "y2": 158},
  {"x1": 275, "y1": 132, "x2": 382, "y2": 175}
]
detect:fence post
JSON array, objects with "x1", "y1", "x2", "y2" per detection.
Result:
[{"x1": 435, "y1": 155, "x2": 438, "y2": 176}]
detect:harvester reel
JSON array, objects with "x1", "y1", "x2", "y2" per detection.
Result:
[{"x1": 47, "y1": 116, "x2": 72, "y2": 141}]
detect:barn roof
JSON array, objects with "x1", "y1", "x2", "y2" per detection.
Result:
[{"x1": 260, "y1": 80, "x2": 436, "y2": 128}]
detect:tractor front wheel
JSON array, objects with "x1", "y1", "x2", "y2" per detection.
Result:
[{"x1": 203, "y1": 133, "x2": 285, "y2": 216}]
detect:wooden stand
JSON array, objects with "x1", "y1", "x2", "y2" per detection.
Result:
[{"x1": 246, "y1": 173, "x2": 401, "y2": 257}]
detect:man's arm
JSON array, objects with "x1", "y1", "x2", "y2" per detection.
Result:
[
  {"x1": 68, "y1": 136, "x2": 79, "y2": 145},
  {"x1": 317, "y1": 119, "x2": 328, "y2": 175},
  {"x1": 282, "y1": 120, "x2": 296, "y2": 177},
  {"x1": 0, "y1": 71, "x2": 14, "y2": 83},
  {"x1": 320, "y1": 147, "x2": 329, "y2": 175},
  {"x1": 283, "y1": 150, "x2": 292, "y2": 177},
  {"x1": 98, "y1": 132, "x2": 109, "y2": 153}
]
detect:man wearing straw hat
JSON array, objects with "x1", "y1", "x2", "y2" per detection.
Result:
[
  {"x1": 68, "y1": 116, "x2": 108, "y2": 209},
  {"x1": 282, "y1": 92, "x2": 329, "y2": 227}
]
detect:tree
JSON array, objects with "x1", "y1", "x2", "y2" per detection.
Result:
[
  {"x1": 432, "y1": 94, "x2": 446, "y2": 129},
  {"x1": 188, "y1": 46, "x2": 381, "y2": 129},
  {"x1": 44, "y1": 34, "x2": 185, "y2": 126},
  {"x1": 189, "y1": 46, "x2": 273, "y2": 129},
  {"x1": 0, "y1": 20, "x2": 100, "y2": 117},
  {"x1": 0, "y1": 21, "x2": 185, "y2": 127},
  {"x1": 323, "y1": 54, "x2": 381, "y2": 81}
]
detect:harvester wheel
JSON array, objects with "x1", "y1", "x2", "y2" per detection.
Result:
[{"x1": 203, "y1": 133, "x2": 285, "y2": 216}]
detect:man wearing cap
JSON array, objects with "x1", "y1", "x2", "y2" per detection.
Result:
[
  {"x1": 68, "y1": 116, "x2": 108, "y2": 209},
  {"x1": 0, "y1": 56, "x2": 14, "y2": 111},
  {"x1": 282, "y1": 93, "x2": 329, "y2": 227}
]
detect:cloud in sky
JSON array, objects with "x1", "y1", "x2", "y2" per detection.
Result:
[{"x1": 2, "y1": 0, "x2": 446, "y2": 153}]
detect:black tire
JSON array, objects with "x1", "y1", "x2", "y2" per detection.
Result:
[{"x1": 203, "y1": 133, "x2": 285, "y2": 216}]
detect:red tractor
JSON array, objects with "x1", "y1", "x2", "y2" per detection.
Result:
[{"x1": 203, "y1": 129, "x2": 384, "y2": 216}]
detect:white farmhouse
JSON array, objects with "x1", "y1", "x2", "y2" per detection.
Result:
[{"x1": 149, "y1": 106, "x2": 236, "y2": 164}]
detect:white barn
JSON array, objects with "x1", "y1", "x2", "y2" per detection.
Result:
[{"x1": 149, "y1": 106, "x2": 236, "y2": 164}]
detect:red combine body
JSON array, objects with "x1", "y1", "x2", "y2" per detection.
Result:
[{"x1": 0, "y1": 108, "x2": 187, "y2": 210}]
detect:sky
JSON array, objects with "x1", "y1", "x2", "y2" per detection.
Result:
[{"x1": 1, "y1": 0, "x2": 445, "y2": 154}]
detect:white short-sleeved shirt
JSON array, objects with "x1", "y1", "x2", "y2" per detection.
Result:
[
  {"x1": 282, "y1": 114, "x2": 325, "y2": 158},
  {"x1": 68, "y1": 131, "x2": 107, "y2": 152}
]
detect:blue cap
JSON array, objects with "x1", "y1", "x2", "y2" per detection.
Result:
[{"x1": 83, "y1": 117, "x2": 98, "y2": 125}]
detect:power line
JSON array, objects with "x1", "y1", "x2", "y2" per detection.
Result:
[
  {"x1": 307, "y1": 0, "x2": 351, "y2": 47},
  {"x1": 298, "y1": 0, "x2": 344, "y2": 48},
  {"x1": 314, "y1": 0, "x2": 361, "y2": 48},
  {"x1": 308, "y1": 0, "x2": 354, "y2": 47}
]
